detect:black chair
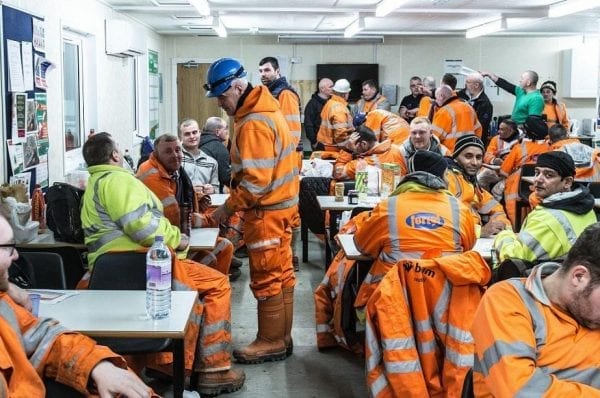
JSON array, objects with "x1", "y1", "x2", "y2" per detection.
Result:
[
  {"x1": 299, "y1": 177, "x2": 332, "y2": 263},
  {"x1": 88, "y1": 252, "x2": 185, "y2": 392},
  {"x1": 515, "y1": 164, "x2": 537, "y2": 231},
  {"x1": 18, "y1": 246, "x2": 86, "y2": 289},
  {"x1": 20, "y1": 252, "x2": 67, "y2": 289},
  {"x1": 44, "y1": 378, "x2": 85, "y2": 398}
]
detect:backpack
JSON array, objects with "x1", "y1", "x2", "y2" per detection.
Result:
[{"x1": 45, "y1": 182, "x2": 85, "y2": 243}]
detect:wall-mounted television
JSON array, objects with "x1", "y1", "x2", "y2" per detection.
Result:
[{"x1": 316, "y1": 63, "x2": 379, "y2": 102}]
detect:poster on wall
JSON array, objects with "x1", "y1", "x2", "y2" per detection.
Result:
[
  {"x1": 35, "y1": 92, "x2": 47, "y2": 139},
  {"x1": 32, "y1": 18, "x2": 45, "y2": 52},
  {"x1": 148, "y1": 49, "x2": 159, "y2": 138},
  {"x1": 12, "y1": 92, "x2": 27, "y2": 142},
  {"x1": 6, "y1": 139, "x2": 24, "y2": 174},
  {"x1": 7, "y1": 39, "x2": 25, "y2": 92},
  {"x1": 26, "y1": 98, "x2": 37, "y2": 133},
  {"x1": 23, "y1": 133, "x2": 40, "y2": 170}
]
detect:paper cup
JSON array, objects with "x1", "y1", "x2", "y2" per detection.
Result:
[{"x1": 29, "y1": 293, "x2": 41, "y2": 317}]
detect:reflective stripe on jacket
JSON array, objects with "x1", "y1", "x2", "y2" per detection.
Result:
[
  {"x1": 483, "y1": 135, "x2": 519, "y2": 164},
  {"x1": 228, "y1": 85, "x2": 299, "y2": 212},
  {"x1": 432, "y1": 97, "x2": 483, "y2": 152},
  {"x1": 317, "y1": 94, "x2": 353, "y2": 146},
  {"x1": 472, "y1": 263, "x2": 600, "y2": 397},
  {"x1": 334, "y1": 140, "x2": 404, "y2": 180},
  {"x1": 365, "y1": 251, "x2": 490, "y2": 397},
  {"x1": 364, "y1": 109, "x2": 410, "y2": 143},
  {"x1": 356, "y1": 93, "x2": 391, "y2": 115}
]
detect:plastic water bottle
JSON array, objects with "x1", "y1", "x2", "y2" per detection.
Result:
[{"x1": 146, "y1": 236, "x2": 172, "y2": 319}]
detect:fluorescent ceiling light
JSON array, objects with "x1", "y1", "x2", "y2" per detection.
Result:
[
  {"x1": 344, "y1": 16, "x2": 364, "y2": 38},
  {"x1": 548, "y1": 0, "x2": 597, "y2": 18},
  {"x1": 376, "y1": 0, "x2": 408, "y2": 17},
  {"x1": 189, "y1": 0, "x2": 210, "y2": 16},
  {"x1": 466, "y1": 18, "x2": 506, "y2": 39},
  {"x1": 213, "y1": 17, "x2": 227, "y2": 37}
]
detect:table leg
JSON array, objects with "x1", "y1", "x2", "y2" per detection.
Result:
[
  {"x1": 301, "y1": 222, "x2": 308, "y2": 263},
  {"x1": 173, "y1": 339, "x2": 185, "y2": 398}
]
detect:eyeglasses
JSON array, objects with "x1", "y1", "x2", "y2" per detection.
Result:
[{"x1": 0, "y1": 242, "x2": 17, "y2": 256}]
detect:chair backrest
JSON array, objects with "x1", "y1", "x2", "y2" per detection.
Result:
[
  {"x1": 18, "y1": 246, "x2": 86, "y2": 289},
  {"x1": 88, "y1": 252, "x2": 147, "y2": 290},
  {"x1": 588, "y1": 182, "x2": 600, "y2": 198},
  {"x1": 299, "y1": 177, "x2": 332, "y2": 235},
  {"x1": 518, "y1": 164, "x2": 537, "y2": 201},
  {"x1": 20, "y1": 252, "x2": 67, "y2": 289}
]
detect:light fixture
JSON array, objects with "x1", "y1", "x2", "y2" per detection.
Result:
[
  {"x1": 465, "y1": 18, "x2": 506, "y2": 39},
  {"x1": 213, "y1": 17, "x2": 227, "y2": 38},
  {"x1": 548, "y1": 0, "x2": 597, "y2": 18},
  {"x1": 344, "y1": 16, "x2": 365, "y2": 38},
  {"x1": 189, "y1": 0, "x2": 210, "y2": 16},
  {"x1": 375, "y1": 0, "x2": 399, "y2": 17}
]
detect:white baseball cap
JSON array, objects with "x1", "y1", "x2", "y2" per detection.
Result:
[{"x1": 333, "y1": 79, "x2": 351, "y2": 93}]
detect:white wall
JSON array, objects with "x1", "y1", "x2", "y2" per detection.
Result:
[
  {"x1": 162, "y1": 35, "x2": 597, "y2": 132},
  {"x1": 1, "y1": 0, "x2": 167, "y2": 184}
]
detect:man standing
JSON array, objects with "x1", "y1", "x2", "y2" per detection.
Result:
[
  {"x1": 316, "y1": 78, "x2": 354, "y2": 152},
  {"x1": 304, "y1": 78, "x2": 333, "y2": 149},
  {"x1": 458, "y1": 72, "x2": 493, "y2": 146},
  {"x1": 81, "y1": 133, "x2": 245, "y2": 395},
  {"x1": 481, "y1": 69, "x2": 544, "y2": 125},
  {"x1": 353, "y1": 79, "x2": 391, "y2": 115},
  {"x1": 198, "y1": 116, "x2": 232, "y2": 192},
  {"x1": 494, "y1": 151, "x2": 596, "y2": 264},
  {"x1": 206, "y1": 58, "x2": 299, "y2": 363},
  {"x1": 398, "y1": 76, "x2": 423, "y2": 122},
  {"x1": 473, "y1": 222, "x2": 600, "y2": 396},
  {"x1": 432, "y1": 85, "x2": 482, "y2": 151},
  {"x1": 259, "y1": 56, "x2": 303, "y2": 273},
  {"x1": 541, "y1": 80, "x2": 570, "y2": 130}
]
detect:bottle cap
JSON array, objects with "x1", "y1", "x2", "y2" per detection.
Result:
[{"x1": 155, "y1": 235, "x2": 163, "y2": 241}]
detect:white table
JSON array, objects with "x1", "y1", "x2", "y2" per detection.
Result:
[
  {"x1": 317, "y1": 195, "x2": 382, "y2": 211},
  {"x1": 189, "y1": 227, "x2": 219, "y2": 251},
  {"x1": 17, "y1": 229, "x2": 87, "y2": 250},
  {"x1": 38, "y1": 290, "x2": 197, "y2": 398},
  {"x1": 473, "y1": 237, "x2": 493, "y2": 260},
  {"x1": 337, "y1": 234, "x2": 373, "y2": 261},
  {"x1": 209, "y1": 193, "x2": 229, "y2": 207}
]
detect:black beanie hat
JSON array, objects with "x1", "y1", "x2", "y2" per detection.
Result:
[
  {"x1": 536, "y1": 151, "x2": 575, "y2": 177},
  {"x1": 408, "y1": 150, "x2": 447, "y2": 178},
  {"x1": 540, "y1": 80, "x2": 557, "y2": 94},
  {"x1": 452, "y1": 134, "x2": 485, "y2": 158},
  {"x1": 523, "y1": 115, "x2": 548, "y2": 140}
]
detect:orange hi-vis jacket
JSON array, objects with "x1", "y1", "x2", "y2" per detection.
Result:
[
  {"x1": 416, "y1": 96, "x2": 434, "y2": 119},
  {"x1": 483, "y1": 135, "x2": 519, "y2": 164},
  {"x1": 353, "y1": 179, "x2": 477, "y2": 310},
  {"x1": 317, "y1": 94, "x2": 354, "y2": 150},
  {"x1": 0, "y1": 292, "x2": 128, "y2": 396},
  {"x1": 574, "y1": 148, "x2": 600, "y2": 182},
  {"x1": 227, "y1": 85, "x2": 299, "y2": 214},
  {"x1": 543, "y1": 100, "x2": 570, "y2": 130},
  {"x1": 500, "y1": 139, "x2": 551, "y2": 227},
  {"x1": 364, "y1": 109, "x2": 410, "y2": 143},
  {"x1": 356, "y1": 92, "x2": 390, "y2": 114},
  {"x1": 472, "y1": 263, "x2": 600, "y2": 397},
  {"x1": 432, "y1": 97, "x2": 483, "y2": 152},
  {"x1": 446, "y1": 167, "x2": 511, "y2": 230},
  {"x1": 334, "y1": 140, "x2": 405, "y2": 180},
  {"x1": 365, "y1": 251, "x2": 491, "y2": 398},
  {"x1": 137, "y1": 154, "x2": 234, "y2": 275},
  {"x1": 551, "y1": 137, "x2": 595, "y2": 170},
  {"x1": 273, "y1": 87, "x2": 302, "y2": 148}
]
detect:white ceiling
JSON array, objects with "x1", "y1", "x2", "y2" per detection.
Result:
[{"x1": 101, "y1": 0, "x2": 600, "y2": 39}]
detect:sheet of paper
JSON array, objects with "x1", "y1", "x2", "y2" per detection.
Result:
[
  {"x1": 7, "y1": 40, "x2": 25, "y2": 92},
  {"x1": 32, "y1": 18, "x2": 46, "y2": 52},
  {"x1": 21, "y1": 41, "x2": 34, "y2": 91}
]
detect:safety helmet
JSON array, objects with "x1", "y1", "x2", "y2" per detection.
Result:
[
  {"x1": 204, "y1": 57, "x2": 247, "y2": 97},
  {"x1": 332, "y1": 78, "x2": 351, "y2": 93},
  {"x1": 353, "y1": 112, "x2": 367, "y2": 128}
]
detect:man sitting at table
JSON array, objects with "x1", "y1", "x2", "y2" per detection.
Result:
[
  {"x1": 494, "y1": 151, "x2": 596, "y2": 265},
  {"x1": 397, "y1": 116, "x2": 450, "y2": 172},
  {"x1": 137, "y1": 134, "x2": 238, "y2": 279},
  {"x1": 446, "y1": 134, "x2": 511, "y2": 237},
  {"x1": 80, "y1": 132, "x2": 245, "y2": 396},
  {"x1": 333, "y1": 125, "x2": 404, "y2": 180},
  {"x1": 0, "y1": 214, "x2": 156, "y2": 397}
]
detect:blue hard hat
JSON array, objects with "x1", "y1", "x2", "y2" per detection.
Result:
[
  {"x1": 353, "y1": 112, "x2": 367, "y2": 128},
  {"x1": 204, "y1": 57, "x2": 247, "y2": 97}
]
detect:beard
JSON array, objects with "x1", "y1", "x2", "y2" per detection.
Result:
[{"x1": 566, "y1": 288, "x2": 600, "y2": 330}]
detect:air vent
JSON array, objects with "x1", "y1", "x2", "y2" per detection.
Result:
[{"x1": 277, "y1": 35, "x2": 384, "y2": 44}]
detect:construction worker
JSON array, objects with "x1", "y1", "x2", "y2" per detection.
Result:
[
  {"x1": 206, "y1": 58, "x2": 299, "y2": 363},
  {"x1": 354, "y1": 109, "x2": 410, "y2": 144},
  {"x1": 499, "y1": 115, "x2": 551, "y2": 228},
  {"x1": 548, "y1": 124, "x2": 593, "y2": 168},
  {"x1": 473, "y1": 222, "x2": 600, "y2": 396},
  {"x1": 415, "y1": 76, "x2": 436, "y2": 118},
  {"x1": 432, "y1": 84, "x2": 483, "y2": 151},
  {"x1": 80, "y1": 132, "x2": 245, "y2": 395},
  {"x1": 398, "y1": 76, "x2": 423, "y2": 122},
  {"x1": 316, "y1": 78, "x2": 354, "y2": 154},
  {"x1": 353, "y1": 79, "x2": 391, "y2": 115},
  {"x1": 259, "y1": 56, "x2": 303, "y2": 273},
  {"x1": 541, "y1": 80, "x2": 570, "y2": 130},
  {"x1": 495, "y1": 151, "x2": 596, "y2": 264},
  {"x1": 477, "y1": 118, "x2": 520, "y2": 193},
  {"x1": 457, "y1": 72, "x2": 493, "y2": 146},
  {"x1": 446, "y1": 134, "x2": 511, "y2": 237},
  {"x1": 137, "y1": 134, "x2": 238, "y2": 279},
  {"x1": 0, "y1": 215, "x2": 155, "y2": 397},
  {"x1": 304, "y1": 78, "x2": 333, "y2": 150},
  {"x1": 333, "y1": 124, "x2": 404, "y2": 180},
  {"x1": 397, "y1": 117, "x2": 450, "y2": 173},
  {"x1": 199, "y1": 117, "x2": 232, "y2": 191}
]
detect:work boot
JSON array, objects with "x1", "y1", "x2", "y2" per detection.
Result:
[
  {"x1": 229, "y1": 267, "x2": 242, "y2": 282},
  {"x1": 234, "y1": 245, "x2": 248, "y2": 258},
  {"x1": 233, "y1": 292, "x2": 287, "y2": 364},
  {"x1": 283, "y1": 286, "x2": 294, "y2": 357},
  {"x1": 196, "y1": 368, "x2": 245, "y2": 397},
  {"x1": 292, "y1": 256, "x2": 300, "y2": 272},
  {"x1": 230, "y1": 256, "x2": 243, "y2": 269}
]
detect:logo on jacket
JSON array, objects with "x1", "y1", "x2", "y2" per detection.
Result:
[
  {"x1": 403, "y1": 261, "x2": 436, "y2": 280},
  {"x1": 405, "y1": 212, "x2": 444, "y2": 229}
]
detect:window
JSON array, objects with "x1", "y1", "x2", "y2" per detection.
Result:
[{"x1": 62, "y1": 36, "x2": 83, "y2": 152}]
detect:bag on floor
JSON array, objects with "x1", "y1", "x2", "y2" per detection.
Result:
[{"x1": 46, "y1": 182, "x2": 85, "y2": 243}]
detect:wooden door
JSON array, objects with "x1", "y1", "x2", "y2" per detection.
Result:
[{"x1": 176, "y1": 63, "x2": 223, "y2": 128}]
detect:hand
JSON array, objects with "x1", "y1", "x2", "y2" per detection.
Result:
[
  {"x1": 406, "y1": 108, "x2": 418, "y2": 117},
  {"x1": 481, "y1": 221, "x2": 507, "y2": 238},
  {"x1": 212, "y1": 204, "x2": 231, "y2": 225},
  {"x1": 202, "y1": 184, "x2": 215, "y2": 194},
  {"x1": 480, "y1": 71, "x2": 498, "y2": 82},
  {"x1": 8, "y1": 283, "x2": 32, "y2": 312},
  {"x1": 177, "y1": 234, "x2": 189, "y2": 251},
  {"x1": 90, "y1": 361, "x2": 152, "y2": 398},
  {"x1": 198, "y1": 195, "x2": 212, "y2": 213},
  {"x1": 492, "y1": 158, "x2": 503, "y2": 166}
]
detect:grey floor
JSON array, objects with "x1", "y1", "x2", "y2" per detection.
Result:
[{"x1": 154, "y1": 232, "x2": 367, "y2": 398}]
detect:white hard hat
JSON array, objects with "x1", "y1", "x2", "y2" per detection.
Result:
[{"x1": 333, "y1": 79, "x2": 351, "y2": 93}]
